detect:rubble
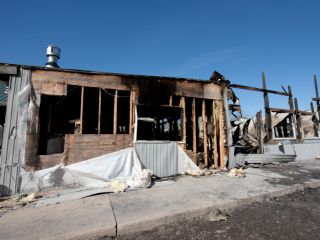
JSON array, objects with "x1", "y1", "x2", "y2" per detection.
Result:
[{"x1": 228, "y1": 168, "x2": 246, "y2": 178}]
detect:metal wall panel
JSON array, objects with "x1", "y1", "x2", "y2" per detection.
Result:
[
  {"x1": 264, "y1": 140, "x2": 320, "y2": 161},
  {"x1": 0, "y1": 68, "x2": 30, "y2": 196},
  {"x1": 134, "y1": 141, "x2": 178, "y2": 177}
]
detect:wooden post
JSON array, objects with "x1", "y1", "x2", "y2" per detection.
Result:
[
  {"x1": 192, "y1": 98, "x2": 197, "y2": 163},
  {"x1": 262, "y1": 72, "x2": 272, "y2": 141},
  {"x1": 310, "y1": 102, "x2": 319, "y2": 137},
  {"x1": 129, "y1": 91, "x2": 135, "y2": 135},
  {"x1": 256, "y1": 111, "x2": 264, "y2": 153},
  {"x1": 113, "y1": 90, "x2": 118, "y2": 134},
  {"x1": 219, "y1": 101, "x2": 225, "y2": 168},
  {"x1": 288, "y1": 86, "x2": 294, "y2": 111},
  {"x1": 212, "y1": 101, "x2": 218, "y2": 168},
  {"x1": 202, "y1": 99, "x2": 208, "y2": 167},
  {"x1": 80, "y1": 86, "x2": 84, "y2": 134},
  {"x1": 180, "y1": 97, "x2": 186, "y2": 149},
  {"x1": 288, "y1": 85, "x2": 298, "y2": 139},
  {"x1": 98, "y1": 88, "x2": 101, "y2": 134},
  {"x1": 294, "y1": 98, "x2": 302, "y2": 140},
  {"x1": 314, "y1": 75, "x2": 320, "y2": 127}
]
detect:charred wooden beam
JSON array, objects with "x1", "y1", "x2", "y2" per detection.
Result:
[
  {"x1": 0, "y1": 65, "x2": 17, "y2": 75},
  {"x1": 268, "y1": 107, "x2": 294, "y2": 114},
  {"x1": 288, "y1": 86, "x2": 294, "y2": 111},
  {"x1": 256, "y1": 111, "x2": 264, "y2": 154},
  {"x1": 192, "y1": 98, "x2": 197, "y2": 163},
  {"x1": 311, "y1": 102, "x2": 319, "y2": 137},
  {"x1": 294, "y1": 98, "x2": 302, "y2": 140},
  {"x1": 129, "y1": 91, "x2": 135, "y2": 135},
  {"x1": 262, "y1": 72, "x2": 273, "y2": 141},
  {"x1": 229, "y1": 83, "x2": 289, "y2": 96},
  {"x1": 228, "y1": 104, "x2": 241, "y2": 110},
  {"x1": 314, "y1": 75, "x2": 320, "y2": 125},
  {"x1": 314, "y1": 75, "x2": 319, "y2": 99},
  {"x1": 212, "y1": 101, "x2": 218, "y2": 168},
  {"x1": 219, "y1": 101, "x2": 225, "y2": 168},
  {"x1": 113, "y1": 90, "x2": 118, "y2": 134},
  {"x1": 80, "y1": 86, "x2": 84, "y2": 134},
  {"x1": 98, "y1": 88, "x2": 101, "y2": 134},
  {"x1": 202, "y1": 99, "x2": 208, "y2": 167},
  {"x1": 180, "y1": 97, "x2": 186, "y2": 149},
  {"x1": 299, "y1": 111, "x2": 315, "y2": 116}
]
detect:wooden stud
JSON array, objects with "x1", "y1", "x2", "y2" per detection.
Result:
[
  {"x1": 288, "y1": 86, "x2": 294, "y2": 111},
  {"x1": 212, "y1": 101, "x2": 218, "y2": 168},
  {"x1": 311, "y1": 102, "x2": 319, "y2": 137},
  {"x1": 202, "y1": 99, "x2": 208, "y2": 167},
  {"x1": 169, "y1": 95, "x2": 173, "y2": 106},
  {"x1": 98, "y1": 88, "x2": 101, "y2": 134},
  {"x1": 314, "y1": 75, "x2": 320, "y2": 128},
  {"x1": 129, "y1": 91, "x2": 135, "y2": 135},
  {"x1": 262, "y1": 72, "x2": 272, "y2": 141},
  {"x1": 314, "y1": 75, "x2": 319, "y2": 99},
  {"x1": 256, "y1": 111, "x2": 264, "y2": 153},
  {"x1": 192, "y1": 98, "x2": 197, "y2": 163},
  {"x1": 80, "y1": 86, "x2": 84, "y2": 134},
  {"x1": 294, "y1": 98, "x2": 302, "y2": 140},
  {"x1": 219, "y1": 101, "x2": 225, "y2": 168},
  {"x1": 180, "y1": 97, "x2": 186, "y2": 149},
  {"x1": 113, "y1": 90, "x2": 118, "y2": 134}
]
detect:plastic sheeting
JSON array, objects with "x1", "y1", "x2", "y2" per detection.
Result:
[
  {"x1": 20, "y1": 148, "x2": 146, "y2": 193},
  {"x1": 20, "y1": 146, "x2": 200, "y2": 193}
]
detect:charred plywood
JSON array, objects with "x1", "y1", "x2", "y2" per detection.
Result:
[
  {"x1": 63, "y1": 134, "x2": 133, "y2": 164},
  {"x1": 32, "y1": 70, "x2": 131, "y2": 92},
  {"x1": 32, "y1": 69, "x2": 224, "y2": 101}
]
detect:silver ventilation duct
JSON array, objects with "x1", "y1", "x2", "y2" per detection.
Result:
[{"x1": 45, "y1": 45, "x2": 61, "y2": 68}]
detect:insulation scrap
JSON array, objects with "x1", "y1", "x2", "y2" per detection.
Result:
[
  {"x1": 185, "y1": 168, "x2": 219, "y2": 176},
  {"x1": 185, "y1": 168, "x2": 204, "y2": 176},
  {"x1": 140, "y1": 169, "x2": 153, "y2": 188},
  {"x1": 110, "y1": 180, "x2": 127, "y2": 193},
  {"x1": 13, "y1": 192, "x2": 42, "y2": 204},
  {"x1": 228, "y1": 168, "x2": 246, "y2": 178}
]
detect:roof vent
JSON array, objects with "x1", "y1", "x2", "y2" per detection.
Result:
[{"x1": 45, "y1": 45, "x2": 61, "y2": 68}]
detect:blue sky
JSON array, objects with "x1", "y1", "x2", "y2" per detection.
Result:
[{"x1": 1, "y1": 0, "x2": 320, "y2": 116}]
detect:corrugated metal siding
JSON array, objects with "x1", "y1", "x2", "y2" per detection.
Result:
[
  {"x1": 134, "y1": 141, "x2": 178, "y2": 177},
  {"x1": 264, "y1": 140, "x2": 320, "y2": 161},
  {"x1": 0, "y1": 80, "x2": 8, "y2": 103},
  {"x1": 0, "y1": 68, "x2": 30, "y2": 196}
]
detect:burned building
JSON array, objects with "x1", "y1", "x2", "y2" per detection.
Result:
[{"x1": 0, "y1": 47, "x2": 232, "y2": 195}]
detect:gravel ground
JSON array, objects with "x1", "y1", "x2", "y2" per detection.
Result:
[{"x1": 105, "y1": 187, "x2": 320, "y2": 240}]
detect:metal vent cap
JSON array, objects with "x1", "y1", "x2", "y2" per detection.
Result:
[{"x1": 45, "y1": 45, "x2": 61, "y2": 68}]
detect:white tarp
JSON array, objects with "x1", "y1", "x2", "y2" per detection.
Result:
[
  {"x1": 20, "y1": 148, "x2": 146, "y2": 193},
  {"x1": 20, "y1": 145, "x2": 201, "y2": 193}
]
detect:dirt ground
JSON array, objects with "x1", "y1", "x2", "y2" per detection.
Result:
[{"x1": 108, "y1": 187, "x2": 320, "y2": 240}]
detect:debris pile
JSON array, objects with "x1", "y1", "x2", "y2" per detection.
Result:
[{"x1": 228, "y1": 168, "x2": 246, "y2": 178}]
